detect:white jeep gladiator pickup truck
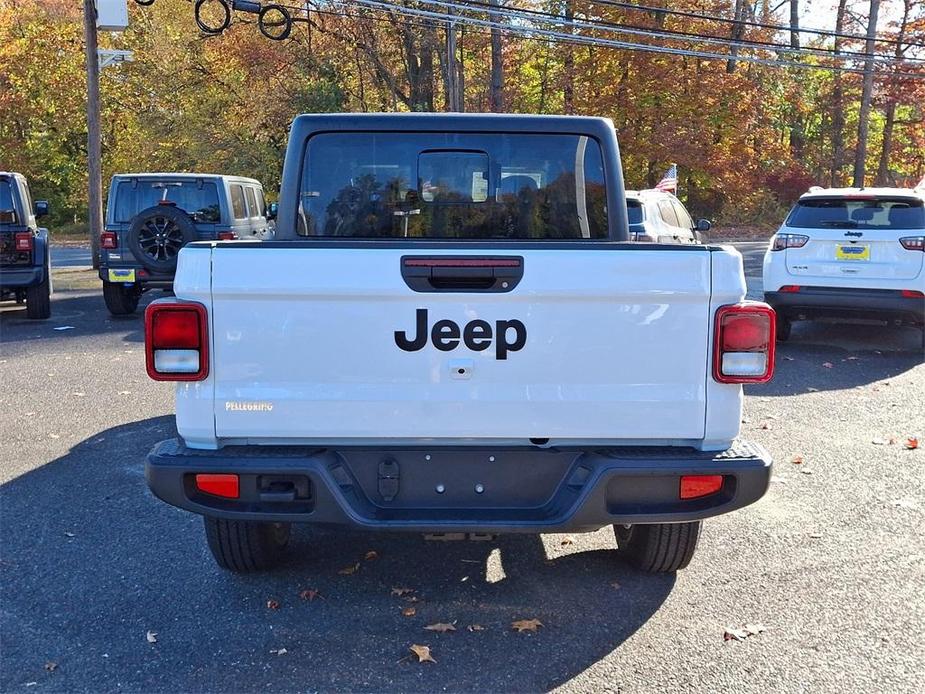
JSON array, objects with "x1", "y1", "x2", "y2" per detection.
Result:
[{"x1": 144, "y1": 113, "x2": 775, "y2": 574}]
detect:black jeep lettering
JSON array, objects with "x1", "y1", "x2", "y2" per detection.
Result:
[{"x1": 394, "y1": 310, "x2": 526, "y2": 359}]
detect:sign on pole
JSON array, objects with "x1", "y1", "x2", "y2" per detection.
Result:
[{"x1": 96, "y1": 0, "x2": 129, "y2": 32}]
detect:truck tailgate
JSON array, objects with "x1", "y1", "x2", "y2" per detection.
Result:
[{"x1": 209, "y1": 246, "x2": 713, "y2": 444}]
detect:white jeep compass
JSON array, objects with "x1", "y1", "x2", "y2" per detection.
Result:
[{"x1": 763, "y1": 187, "x2": 925, "y2": 344}]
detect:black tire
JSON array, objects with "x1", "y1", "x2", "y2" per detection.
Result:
[
  {"x1": 614, "y1": 521, "x2": 701, "y2": 573},
  {"x1": 25, "y1": 258, "x2": 51, "y2": 319},
  {"x1": 204, "y1": 517, "x2": 291, "y2": 573},
  {"x1": 776, "y1": 316, "x2": 792, "y2": 342},
  {"x1": 126, "y1": 205, "x2": 197, "y2": 274},
  {"x1": 102, "y1": 281, "x2": 141, "y2": 316}
]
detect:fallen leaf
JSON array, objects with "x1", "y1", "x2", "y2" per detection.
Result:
[
  {"x1": 44, "y1": 662, "x2": 57, "y2": 672},
  {"x1": 822, "y1": 362, "x2": 834, "y2": 368},
  {"x1": 460, "y1": 575, "x2": 469, "y2": 582},
  {"x1": 723, "y1": 627, "x2": 748, "y2": 642},
  {"x1": 782, "y1": 355, "x2": 794, "y2": 361},
  {"x1": 807, "y1": 387, "x2": 819, "y2": 392},
  {"x1": 467, "y1": 624, "x2": 485, "y2": 632},
  {"x1": 118, "y1": 390, "x2": 132, "y2": 395},
  {"x1": 845, "y1": 356, "x2": 859, "y2": 361},
  {"x1": 391, "y1": 586, "x2": 415, "y2": 597},
  {"x1": 560, "y1": 536, "x2": 575, "y2": 546},
  {"x1": 266, "y1": 599, "x2": 280, "y2": 610},
  {"x1": 52, "y1": 326, "x2": 75, "y2": 331},
  {"x1": 610, "y1": 581, "x2": 621, "y2": 589},
  {"x1": 402, "y1": 606, "x2": 417, "y2": 617},
  {"x1": 424, "y1": 622, "x2": 456, "y2": 633},
  {"x1": 809, "y1": 532, "x2": 822, "y2": 539},
  {"x1": 404, "y1": 596, "x2": 421, "y2": 604},
  {"x1": 146, "y1": 631, "x2": 157, "y2": 644},
  {"x1": 364, "y1": 550, "x2": 379, "y2": 561},
  {"x1": 338, "y1": 562, "x2": 360, "y2": 575},
  {"x1": 63, "y1": 532, "x2": 75, "y2": 538},
  {"x1": 298, "y1": 589, "x2": 321, "y2": 601},
  {"x1": 270, "y1": 648, "x2": 288, "y2": 656},
  {"x1": 871, "y1": 438, "x2": 889, "y2": 445},
  {"x1": 25, "y1": 682, "x2": 37, "y2": 687},
  {"x1": 511, "y1": 618, "x2": 543, "y2": 633},
  {"x1": 408, "y1": 644, "x2": 435, "y2": 664},
  {"x1": 906, "y1": 437, "x2": 919, "y2": 450},
  {"x1": 800, "y1": 469, "x2": 813, "y2": 475},
  {"x1": 790, "y1": 455, "x2": 804, "y2": 465}
]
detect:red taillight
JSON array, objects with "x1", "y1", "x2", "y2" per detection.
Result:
[
  {"x1": 144, "y1": 300, "x2": 209, "y2": 381},
  {"x1": 100, "y1": 232, "x2": 117, "y2": 250},
  {"x1": 772, "y1": 234, "x2": 809, "y2": 251},
  {"x1": 899, "y1": 236, "x2": 925, "y2": 251},
  {"x1": 195, "y1": 473, "x2": 239, "y2": 499},
  {"x1": 680, "y1": 475, "x2": 725, "y2": 500},
  {"x1": 217, "y1": 231, "x2": 236, "y2": 241},
  {"x1": 901, "y1": 289, "x2": 924, "y2": 299},
  {"x1": 779, "y1": 285, "x2": 801, "y2": 293},
  {"x1": 713, "y1": 303, "x2": 776, "y2": 384},
  {"x1": 14, "y1": 232, "x2": 33, "y2": 252}
]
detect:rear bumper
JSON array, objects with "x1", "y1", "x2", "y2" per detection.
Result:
[
  {"x1": 146, "y1": 439, "x2": 772, "y2": 533},
  {"x1": 766, "y1": 286, "x2": 924, "y2": 324},
  {"x1": 0, "y1": 264, "x2": 44, "y2": 289}
]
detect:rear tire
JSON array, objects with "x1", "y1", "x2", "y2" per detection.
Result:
[
  {"x1": 204, "y1": 517, "x2": 291, "y2": 572},
  {"x1": 614, "y1": 521, "x2": 701, "y2": 573},
  {"x1": 25, "y1": 261, "x2": 51, "y2": 319},
  {"x1": 776, "y1": 316, "x2": 792, "y2": 342},
  {"x1": 102, "y1": 281, "x2": 140, "y2": 316}
]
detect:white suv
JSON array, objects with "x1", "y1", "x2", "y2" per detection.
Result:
[
  {"x1": 626, "y1": 189, "x2": 711, "y2": 244},
  {"x1": 762, "y1": 187, "x2": 925, "y2": 343}
]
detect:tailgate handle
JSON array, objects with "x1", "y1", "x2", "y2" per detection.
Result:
[{"x1": 401, "y1": 256, "x2": 523, "y2": 293}]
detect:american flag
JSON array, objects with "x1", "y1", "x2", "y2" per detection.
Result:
[{"x1": 654, "y1": 164, "x2": 678, "y2": 193}]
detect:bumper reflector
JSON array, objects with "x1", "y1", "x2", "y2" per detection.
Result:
[
  {"x1": 195, "y1": 473, "x2": 239, "y2": 499},
  {"x1": 680, "y1": 475, "x2": 724, "y2": 500}
]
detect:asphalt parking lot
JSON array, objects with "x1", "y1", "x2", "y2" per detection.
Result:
[{"x1": 1, "y1": 244, "x2": 923, "y2": 693}]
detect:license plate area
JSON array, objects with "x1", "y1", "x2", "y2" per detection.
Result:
[
  {"x1": 335, "y1": 449, "x2": 578, "y2": 510},
  {"x1": 836, "y1": 244, "x2": 870, "y2": 261}
]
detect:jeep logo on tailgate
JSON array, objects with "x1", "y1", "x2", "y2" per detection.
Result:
[{"x1": 395, "y1": 308, "x2": 527, "y2": 360}]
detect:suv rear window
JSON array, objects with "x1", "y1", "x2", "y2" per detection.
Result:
[
  {"x1": 626, "y1": 199, "x2": 643, "y2": 226},
  {"x1": 113, "y1": 180, "x2": 221, "y2": 223},
  {"x1": 787, "y1": 197, "x2": 925, "y2": 230},
  {"x1": 299, "y1": 132, "x2": 607, "y2": 239},
  {"x1": 0, "y1": 180, "x2": 18, "y2": 224}
]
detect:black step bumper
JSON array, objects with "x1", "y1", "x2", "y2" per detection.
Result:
[
  {"x1": 146, "y1": 439, "x2": 772, "y2": 533},
  {"x1": 765, "y1": 286, "x2": 924, "y2": 325}
]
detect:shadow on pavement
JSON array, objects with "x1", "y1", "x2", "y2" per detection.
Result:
[
  {"x1": 0, "y1": 417, "x2": 673, "y2": 692},
  {"x1": 747, "y1": 321, "x2": 923, "y2": 397}
]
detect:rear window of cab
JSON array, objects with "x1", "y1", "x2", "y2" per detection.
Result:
[
  {"x1": 298, "y1": 132, "x2": 608, "y2": 240},
  {"x1": 787, "y1": 197, "x2": 925, "y2": 230}
]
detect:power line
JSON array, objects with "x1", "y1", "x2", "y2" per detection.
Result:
[
  {"x1": 334, "y1": 0, "x2": 925, "y2": 77},
  {"x1": 385, "y1": 0, "x2": 925, "y2": 66},
  {"x1": 586, "y1": 0, "x2": 925, "y2": 50}
]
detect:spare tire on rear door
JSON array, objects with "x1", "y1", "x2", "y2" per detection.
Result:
[{"x1": 126, "y1": 205, "x2": 198, "y2": 274}]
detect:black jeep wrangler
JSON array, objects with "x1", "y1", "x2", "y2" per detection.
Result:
[{"x1": 0, "y1": 172, "x2": 51, "y2": 319}]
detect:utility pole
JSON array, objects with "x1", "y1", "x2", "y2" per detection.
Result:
[
  {"x1": 489, "y1": 0, "x2": 503, "y2": 112},
  {"x1": 853, "y1": 0, "x2": 880, "y2": 187},
  {"x1": 82, "y1": 0, "x2": 103, "y2": 269},
  {"x1": 446, "y1": 10, "x2": 460, "y2": 111}
]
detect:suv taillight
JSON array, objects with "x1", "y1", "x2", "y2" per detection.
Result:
[
  {"x1": 899, "y1": 236, "x2": 925, "y2": 251},
  {"x1": 771, "y1": 234, "x2": 809, "y2": 251},
  {"x1": 713, "y1": 303, "x2": 776, "y2": 384},
  {"x1": 100, "y1": 232, "x2": 117, "y2": 250},
  {"x1": 14, "y1": 232, "x2": 33, "y2": 252},
  {"x1": 145, "y1": 300, "x2": 209, "y2": 381}
]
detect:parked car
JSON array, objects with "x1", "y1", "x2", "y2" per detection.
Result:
[
  {"x1": 763, "y1": 187, "x2": 925, "y2": 343},
  {"x1": 100, "y1": 173, "x2": 273, "y2": 316},
  {"x1": 626, "y1": 189, "x2": 711, "y2": 243},
  {"x1": 0, "y1": 172, "x2": 51, "y2": 319},
  {"x1": 143, "y1": 113, "x2": 775, "y2": 576}
]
